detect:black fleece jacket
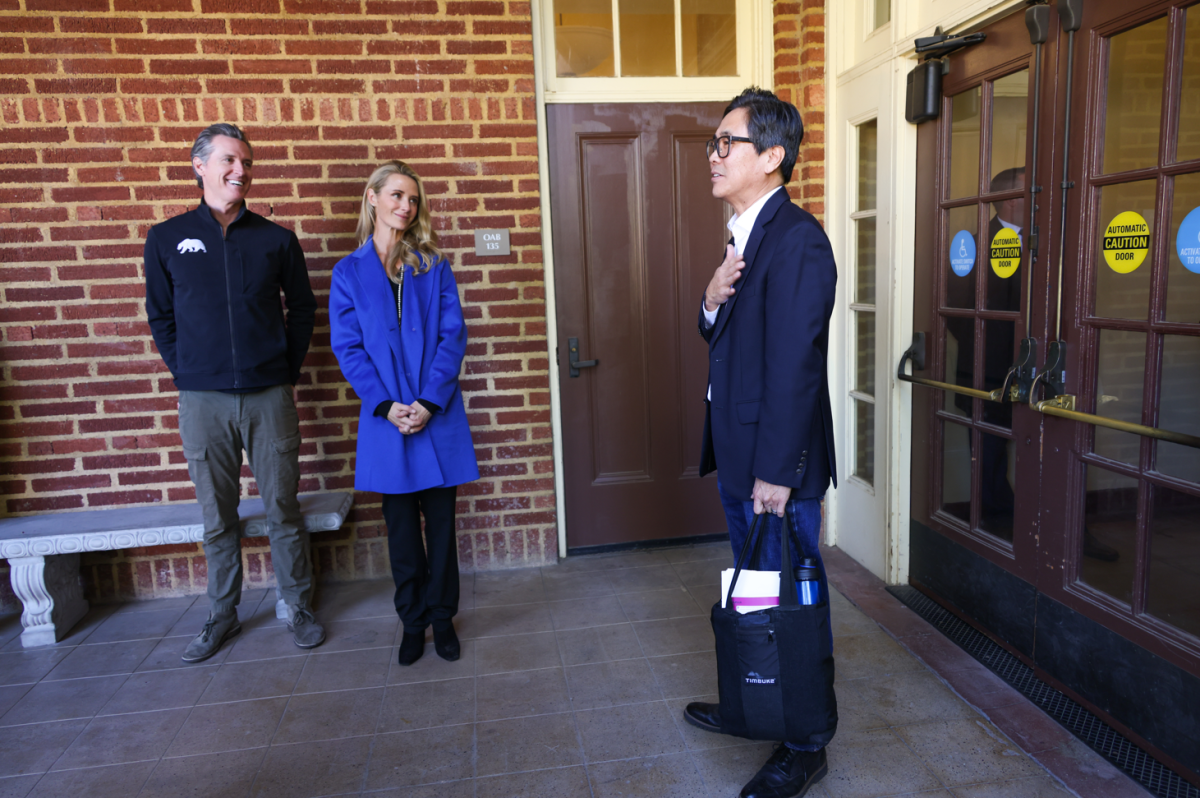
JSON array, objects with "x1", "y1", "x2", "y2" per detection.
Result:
[{"x1": 144, "y1": 201, "x2": 316, "y2": 391}]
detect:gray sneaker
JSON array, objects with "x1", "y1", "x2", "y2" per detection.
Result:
[
  {"x1": 287, "y1": 606, "x2": 325, "y2": 649},
  {"x1": 181, "y1": 612, "x2": 240, "y2": 663}
]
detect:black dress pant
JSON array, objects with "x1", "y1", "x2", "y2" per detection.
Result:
[{"x1": 382, "y1": 486, "x2": 459, "y2": 633}]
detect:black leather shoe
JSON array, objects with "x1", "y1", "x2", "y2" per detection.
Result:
[
  {"x1": 683, "y1": 701, "x2": 722, "y2": 733},
  {"x1": 432, "y1": 621, "x2": 460, "y2": 661},
  {"x1": 397, "y1": 630, "x2": 425, "y2": 666},
  {"x1": 740, "y1": 745, "x2": 827, "y2": 798}
]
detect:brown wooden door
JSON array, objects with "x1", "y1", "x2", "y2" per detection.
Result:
[
  {"x1": 1037, "y1": 0, "x2": 1200, "y2": 674},
  {"x1": 548, "y1": 103, "x2": 728, "y2": 549},
  {"x1": 912, "y1": 9, "x2": 1048, "y2": 585}
]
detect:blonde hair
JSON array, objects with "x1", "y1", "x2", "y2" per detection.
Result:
[{"x1": 355, "y1": 160, "x2": 442, "y2": 279}]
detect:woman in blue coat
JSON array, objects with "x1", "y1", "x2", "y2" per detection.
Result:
[{"x1": 329, "y1": 161, "x2": 479, "y2": 666}]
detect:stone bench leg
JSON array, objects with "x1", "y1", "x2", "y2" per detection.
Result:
[{"x1": 9, "y1": 553, "x2": 89, "y2": 648}]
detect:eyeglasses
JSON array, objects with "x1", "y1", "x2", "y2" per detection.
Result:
[{"x1": 706, "y1": 135, "x2": 754, "y2": 159}]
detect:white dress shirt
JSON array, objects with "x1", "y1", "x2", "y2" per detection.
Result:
[{"x1": 703, "y1": 186, "x2": 783, "y2": 399}]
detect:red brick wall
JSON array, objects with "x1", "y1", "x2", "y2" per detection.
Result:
[
  {"x1": 774, "y1": 0, "x2": 825, "y2": 220},
  {"x1": 0, "y1": 1, "x2": 829, "y2": 611},
  {"x1": 0, "y1": 0, "x2": 556, "y2": 607}
]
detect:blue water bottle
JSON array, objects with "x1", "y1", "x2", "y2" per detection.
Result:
[{"x1": 793, "y1": 558, "x2": 820, "y2": 605}]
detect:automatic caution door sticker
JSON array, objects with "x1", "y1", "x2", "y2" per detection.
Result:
[
  {"x1": 1176, "y1": 206, "x2": 1200, "y2": 275},
  {"x1": 1103, "y1": 211, "x2": 1150, "y2": 274},
  {"x1": 990, "y1": 227, "x2": 1021, "y2": 278},
  {"x1": 950, "y1": 230, "x2": 975, "y2": 276}
]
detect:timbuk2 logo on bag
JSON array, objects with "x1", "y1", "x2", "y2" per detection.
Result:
[{"x1": 745, "y1": 671, "x2": 776, "y2": 685}]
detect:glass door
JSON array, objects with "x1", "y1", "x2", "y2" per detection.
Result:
[{"x1": 1039, "y1": 0, "x2": 1200, "y2": 668}]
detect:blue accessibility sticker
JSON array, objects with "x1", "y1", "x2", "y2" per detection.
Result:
[
  {"x1": 950, "y1": 230, "x2": 976, "y2": 277},
  {"x1": 1176, "y1": 206, "x2": 1200, "y2": 275}
]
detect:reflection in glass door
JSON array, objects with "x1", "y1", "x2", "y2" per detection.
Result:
[{"x1": 938, "y1": 69, "x2": 1029, "y2": 546}]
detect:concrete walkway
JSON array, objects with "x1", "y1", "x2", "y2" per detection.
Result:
[{"x1": 0, "y1": 542, "x2": 1144, "y2": 797}]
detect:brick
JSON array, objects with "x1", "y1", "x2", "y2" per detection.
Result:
[
  {"x1": 0, "y1": 59, "x2": 57, "y2": 75},
  {"x1": 0, "y1": 18, "x2": 55, "y2": 33},
  {"x1": 391, "y1": 20, "x2": 464, "y2": 36},
  {"x1": 147, "y1": 18, "x2": 226, "y2": 35},
  {"x1": 26, "y1": 0, "x2": 108, "y2": 9},
  {"x1": 201, "y1": 0, "x2": 281, "y2": 10},
  {"x1": 472, "y1": 20, "x2": 532, "y2": 35},
  {"x1": 119, "y1": 78, "x2": 203, "y2": 94},
  {"x1": 365, "y1": 0, "x2": 437, "y2": 11},
  {"x1": 150, "y1": 59, "x2": 229, "y2": 75},
  {"x1": 446, "y1": 1, "x2": 505, "y2": 14},
  {"x1": 289, "y1": 79, "x2": 365, "y2": 94},
  {"x1": 229, "y1": 19, "x2": 309, "y2": 36},
  {"x1": 0, "y1": 422, "x2": 73, "y2": 440},
  {"x1": 42, "y1": 147, "x2": 124, "y2": 163},
  {"x1": 371, "y1": 78, "x2": 445, "y2": 94},
  {"x1": 394, "y1": 59, "x2": 465, "y2": 75},
  {"x1": 6, "y1": 286, "x2": 83, "y2": 302},
  {"x1": 0, "y1": 78, "x2": 27, "y2": 93},
  {"x1": 367, "y1": 40, "x2": 439, "y2": 56},
  {"x1": 313, "y1": 19, "x2": 387, "y2": 35},
  {"x1": 282, "y1": 0, "x2": 361, "y2": 11},
  {"x1": 28, "y1": 38, "x2": 114, "y2": 55},
  {"x1": 203, "y1": 39, "x2": 282, "y2": 56},
  {"x1": 115, "y1": 38, "x2": 198, "y2": 55},
  {"x1": 88, "y1": 489, "x2": 163, "y2": 506},
  {"x1": 32, "y1": 474, "x2": 111, "y2": 491},
  {"x1": 9, "y1": 495, "x2": 84, "y2": 512}
]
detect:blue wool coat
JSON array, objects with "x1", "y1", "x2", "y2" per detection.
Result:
[{"x1": 329, "y1": 241, "x2": 479, "y2": 494}]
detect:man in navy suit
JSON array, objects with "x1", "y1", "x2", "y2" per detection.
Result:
[{"x1": 683, "y1": 88, "x2": 838, "y2": 798}]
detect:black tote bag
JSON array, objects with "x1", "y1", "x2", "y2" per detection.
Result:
[{"x1": 711, "y1": 512, "x2": 838, "y2": 747}]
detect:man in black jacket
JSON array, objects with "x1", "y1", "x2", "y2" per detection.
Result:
[
  {"x1": 684, "y1": 89, "x2": 837, "y2": 798},
  {"x1": 145, "y1": 123, "x2": 323, "y2": 662}
]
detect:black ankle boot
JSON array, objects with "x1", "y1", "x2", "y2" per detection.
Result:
[
  {"x1": 432, "y1": 621, "x2": 460, "y2": 661},
  {"x1": 397, "y1": 630, "x2": 425, "y2": 666}
]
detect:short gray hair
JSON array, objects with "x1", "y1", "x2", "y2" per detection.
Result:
[{"x1": 190, "y1": 123, "x2": 253, "y2": 188}]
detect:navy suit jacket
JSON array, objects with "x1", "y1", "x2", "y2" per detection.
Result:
[{"x1": 699, "y1": 189, "x2": 838, "y2": 501}]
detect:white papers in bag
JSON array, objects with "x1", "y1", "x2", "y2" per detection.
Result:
[{"x1": 720, "y1": 568, "x2": 781, "y2": 614}]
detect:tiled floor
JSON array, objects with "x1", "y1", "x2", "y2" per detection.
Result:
[{"x1": 0, "y1": 543, "x2": 1141, "y2": 797}]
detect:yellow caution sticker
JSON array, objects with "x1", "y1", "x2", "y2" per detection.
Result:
[
  {"x1": 1102, "y1": 211, "x2": 1150, "y2": 274},
  {"x1": 989, "y1": 227, "x2": 1021, "y2": 279}
]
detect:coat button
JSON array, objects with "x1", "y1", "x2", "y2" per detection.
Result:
[{"x1": 801, "y1": 450, "x2": 808, "y2": 456}]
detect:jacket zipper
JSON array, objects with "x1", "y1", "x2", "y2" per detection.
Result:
[{"x1": 222, "y1": 223, "x2": 240, "y2": 388}]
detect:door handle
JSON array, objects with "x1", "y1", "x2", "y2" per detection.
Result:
[{"x1": 567, "y1": 337, "x2": 599, "y2": 378}]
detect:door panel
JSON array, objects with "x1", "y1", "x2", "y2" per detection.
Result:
[
  {"x1": 909, "y1": 0, "x2": 1200, "y2": 781},
  {"x1": 549, "y1": 103, "x2": 727, "y2": 548}
]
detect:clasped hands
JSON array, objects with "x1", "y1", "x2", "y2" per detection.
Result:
[
  {"x1": 704, "y1": 244, "x2": 745, "y2": 312},
  {"x1": 386, "y1": 401, "x2": 431, "y2": 435}
]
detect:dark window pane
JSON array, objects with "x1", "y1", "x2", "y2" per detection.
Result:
[
  {"x1": 856, "y1": 310, "x2": 875, "y2": 396},
  {"x1": 1148, "y1": 485, "x2": 1200, "y2": 639},
  {"x1": 1157, "y1": 334, "x2": 1200, "y2": 484},
  {"x1": 1094, "y1": 180, "x2": 1155, "y2": 321},
  {"x1": 554, "y1": 0, "x2": 615, "y2": 77},
  {"x1": 1079, "y1": 466, "x2": 1140, "y2": 606},
  {"x1": 990, "y1": 70, "x2": 1028, "y2": 177},
  {"x1": 855, "y1": 399, "x2": 875, "y2": 485},
  {"x1": 681, "y1": 0, "x2": 736, "y2": 77},
  {"x1": 1165, "y1": 171, "x2": 1200, "y2": 324},
  {"x1": 1103, "y1": 17, "x2": 1168, "y2": 173},
  {"x1": 619, "y1": 0, "x2": 676, "y2": 76},
  {"x1": 942, "y1": 421, "x2": 972, "y2": 524},
  {"x1": 1178, "y1": 8, "x2": 1200, "y2": 163},
  {"x1": 858, "y1": 120, "x2": 878, "y2": 211},
  {"x1": 943, "y1": 319, "x2": 973, "y2": 419},
  {"x1": 1095, "y1": 329, "x2": 1146, "y2": 467},
  {"x1": 856, "y1": 217, "x2": 876, "y2": 305},
  {"x1": 981, "y1": 319, "x2": 1016, "y2": 430},
  {"x1": 978, "y1": 430, "x2": 1015, "y2": 542},
  {"x1": 945, "y1": 204, "x2": 978, "y2": 309},
  {"x1": 948, "y1": 87, "x2": 981, "y2": 199}
]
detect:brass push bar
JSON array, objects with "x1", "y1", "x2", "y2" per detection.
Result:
[
  {"x1": 896, "y1": 332, "x2": 1006, "y2": 402},
  {"x1": 1033, "y1": 395, "x2": 1200, "y2": 450},
  {"x1": 897, "y1": 333, "x2": 1200, "y2": 450}
]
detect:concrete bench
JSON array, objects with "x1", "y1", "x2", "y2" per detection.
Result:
[{"x1": 0, "y1": 491, "x2": 353, "y2": 648}]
